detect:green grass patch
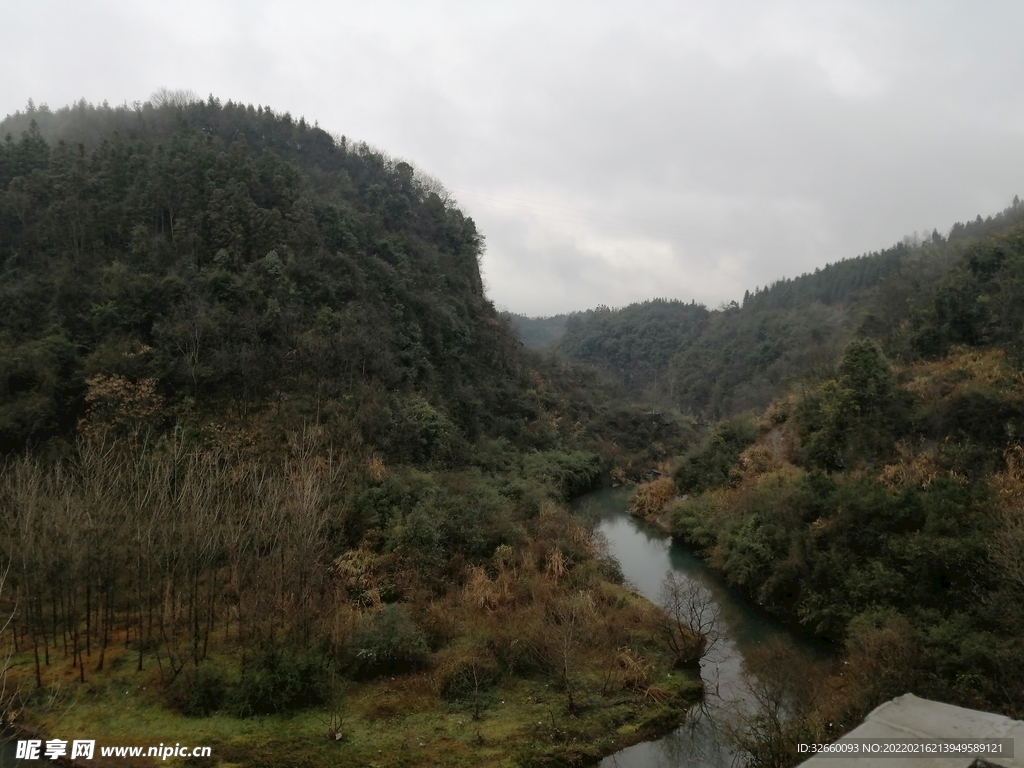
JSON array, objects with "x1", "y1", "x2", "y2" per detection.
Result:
[{"x1": 9, "y1": 640, "x2": 701, "y2": 767}]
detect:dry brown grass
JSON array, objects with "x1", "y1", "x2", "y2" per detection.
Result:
[
  {"x1": 878, "y1": 439, "x2": 943, "y2": 490},
  {"x1": 417, "y1": 598, "x2": 460, "y2": 646},
  {"x1": 757, "y1": 396, "x2": 795, "y2": 430},
  {"x1": 366, "y1": 454, "x2": 386, "y2": 482},
  {"x1": 733, "y1": 443, "x2": 782, "y2": 482},
  {"x1": 991, "y1": 445, "x2": 1024, "y2": 589},
  {"x1": 640, "y1": 684, "x2": 673, "y2": 703},
  {"x1": 629, "y1": 477, "x2": 676, "y2": 518},
  {"x1": 994, "y1": 444, "x2": 1024, "y2": 507},
  {"x1": 902, "y1": 347, "x2": 1016, "y2": 399},
  {"x1": 545, "y1": 549, "x2": 568, "y2": 583},
  {"x1": 616, "y1": 647, "x2": 653, "y2": 691}
]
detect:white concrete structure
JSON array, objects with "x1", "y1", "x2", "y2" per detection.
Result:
[{"x1": 797, "y1": 694, "x2": 1024, "y2": 768}]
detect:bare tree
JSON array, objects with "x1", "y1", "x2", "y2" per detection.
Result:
[
  {"x1": 1, "y1": 562, "x2": 18, "y2": 726},
  {"x1": 726, "y1": 640, "x2": 809, "y2": 768},
  {"x1": 149, "y1": 88, "x2": 200, "y2": 108},
  {"x1": 659, "y1": 572, "x2": 721, "y2": 668},
  {"x1": 319, "y1": 664, "x2": 347, "y2": 742},
  {"x1": 0, "y1": 426, "x2": 354, "y2": 710},
  {"x1": 546, "y1": 591, "x2": 595, "y2": 713}
]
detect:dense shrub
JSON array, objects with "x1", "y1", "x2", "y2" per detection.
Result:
[
  {"x1": 522, "y1": 450, "x2": 601, "y2": 500},
  {"x1": 385, "y1": 394, "x2": 467, "y2": 465},
  {"x1": 167, "y1": 664, "x2": 228, "y2": 717},
  {"x1": 228, "y1": 649, "x2": 328, "y2": 717},
  {"x1": 670, "y1": 495, "x2": 720, "y2": 550},
  {"x1": 673, "y1": 416, "x2": 757, "y2": 493},
  {"x1": 440, "y1": 657, "x2": 499, "y2": 702},
  {"x1": 167, "y1": 650, "x2": 328, "y2": 718},
  {"x1": 350, "y1": 604, "x2": 429, "y2": 679}
]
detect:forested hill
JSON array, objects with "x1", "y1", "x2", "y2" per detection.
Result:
[
  {"x1": 559, "y1": 299, "x2": 710, "y2": 395},
  {"x1": 0, "y1": 97, "x2": 528, "y2": 455},
  {"x1": 551, "y1": 200, "x2": 1024, "y2": 418},
  {"x1": 0, "y1": 98, "x2": 707, "y2": 766},
  {"x1": 645, "y1": 221, "x2": 1024, "y2": 756}
]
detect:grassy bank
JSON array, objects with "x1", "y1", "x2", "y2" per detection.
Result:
[{"x1": 6, "y1": 581, "x2": 701, "y2": 768}]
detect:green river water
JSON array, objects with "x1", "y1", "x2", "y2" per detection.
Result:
[{"x1": 577, "y1": 486, "x2": 822, "y2": 768}]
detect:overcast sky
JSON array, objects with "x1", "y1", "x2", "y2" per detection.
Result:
[{"x1": 4, "y1": 1, "x2": 1024, "y2": 316}]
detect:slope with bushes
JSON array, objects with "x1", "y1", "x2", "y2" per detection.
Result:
[
  {"x1": 642, "y1": 223, "x2": 1024, "y2": 760},
  {"x1": 0, "y1": 97, "x2": 702, "y2": 767}
]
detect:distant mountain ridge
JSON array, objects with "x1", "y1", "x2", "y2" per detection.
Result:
[{"x1": 506, "y1": 199, "x2": 1024, "y2": 418}]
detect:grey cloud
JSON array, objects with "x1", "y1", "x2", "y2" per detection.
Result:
[{"x1": 4, "y1": 0, "x2": 1024, "y2": 315}]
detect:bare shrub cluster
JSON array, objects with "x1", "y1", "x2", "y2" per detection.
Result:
[{"x1": 0, "y1": 427, "x2": 348, "y2": 691}]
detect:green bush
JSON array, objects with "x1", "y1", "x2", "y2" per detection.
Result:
[
  {"x1": 228, "y1": 648, "x2": 328, "y2": 717},
  {"x1": 670, "y1": 496, "x2": 719, "y2": 550},
  {"x1": 167, "y1": 664, "x2": 228, "y2": 717},
  {"x1": 522, "y1": 450, "x2": 601, "y2": 500},
  {"x1": 673, "y1": 416, "x2": 757, "y2": 493},
  {"x1": 385, "y1": 394, "x2": 467, "y2": 466},
  {"x1": 472, "y1": 436, "x2": 521, "y2": 473},
  {"x1": 349, "y1": 604, "x2": 429, "y2": 679}
]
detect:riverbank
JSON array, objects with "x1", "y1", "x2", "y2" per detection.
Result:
[
  {"x1": 628, "y1": 506, "x2": 673, "y2": 534},
  {"x1": 580, "y1": 486, "x2": 827, "y2": 768},
  {"x1": 626, "y1": 490, "x2": 839, "y2": 659},
  {"x1": 621, "y1": 476, "x2": 682, "y2": 534},
  {"x1": 8, "y1": 657, "x2": 700, "y2": 768},
  {"x1": 3, "y1": 554, "x2": 702, "y2": 768}
]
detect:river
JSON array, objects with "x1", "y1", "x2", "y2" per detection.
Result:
[
  {"x1": 575, "y1": 486, "x2": 822, "y2": 768},
  {"x1": 1, "y1": 485, "x2": 817, "y2": 767}
]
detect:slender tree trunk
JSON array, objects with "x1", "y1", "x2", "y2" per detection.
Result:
[
  {"x1": 203, "y1": 572, "x2": 215, "y2": 660},
  {"x1": 38, "y1": 599, "x2": 48, "y2": 666},
  {"x1": 85, "y1": 582, "x2": 91, "y2": 657},
  {"x1": 54, "y1": 590, "x2": 65, "y2": 658},
  {"x1": 32, "y1": 629, "x2": 41, "y2": 688}
]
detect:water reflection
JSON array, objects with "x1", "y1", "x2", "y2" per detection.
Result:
[
  {"x1": 576, "y1": 487, "x2": 819, "y2": 768},
  {"x1": 602, "y1": 698, "x2": 734, "y2": 768}
]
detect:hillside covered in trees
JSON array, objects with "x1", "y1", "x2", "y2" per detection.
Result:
[
  {"x1": 625, "y1": 217, "x2": 1024, "y2": 765},
  {"x1": 0, "y1": 97, "x2": 701, "y2": 766},
  {"x1": 0, "y1": 96, "x2": 515, "y2": 455},
  {"x1": 548, "y1": 202, "x2": 1024, "y2": 418}
]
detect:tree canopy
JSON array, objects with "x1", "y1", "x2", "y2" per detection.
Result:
[{"x1": 0, "y1": 97, "x2": 526, "y2": 456}]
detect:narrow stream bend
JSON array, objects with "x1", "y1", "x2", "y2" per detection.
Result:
[{"x1": 576, "y1": 487, "x2": 821, "y2": 768}]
